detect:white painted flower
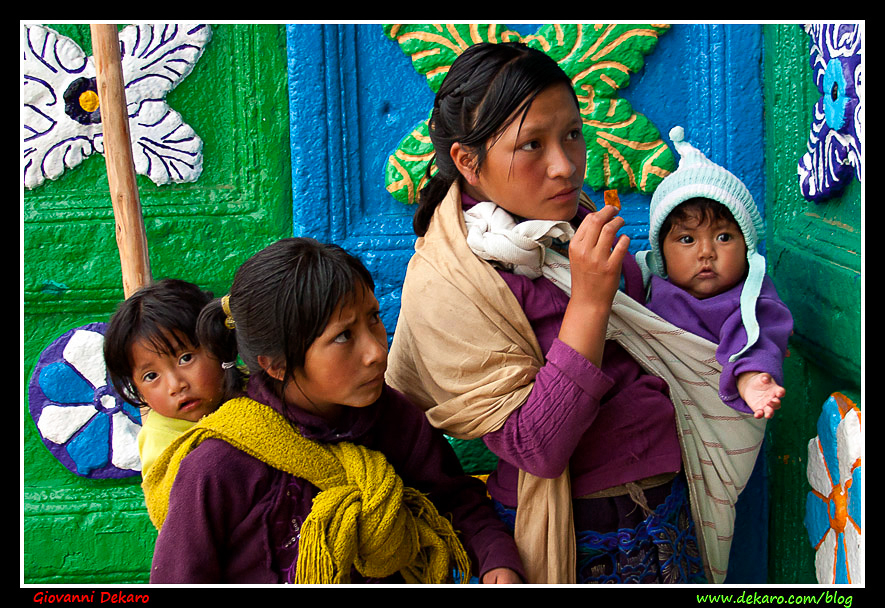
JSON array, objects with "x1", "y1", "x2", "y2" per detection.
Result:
[
  {"x1": 22, "y1": 23, "x2": 211, "y2": 189},
  {"x1": 804, "y1": 392, "x2": 862, "y2": 584}
]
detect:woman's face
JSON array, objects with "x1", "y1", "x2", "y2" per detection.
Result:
[{"x1": 455, "y1": 82, "x2": 587, "y2": 221}]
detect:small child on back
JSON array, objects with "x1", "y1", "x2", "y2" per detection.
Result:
[
  {"x1": 103, "y1": 279, "x2": 244, "y2": 475},
  {"x1": 635, "y1": 127, "x2": 793, "y2": 419}
]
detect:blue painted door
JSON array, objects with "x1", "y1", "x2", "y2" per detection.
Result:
[{"x1": 285, "y1": 23, "x2": 767, "y2": 583}]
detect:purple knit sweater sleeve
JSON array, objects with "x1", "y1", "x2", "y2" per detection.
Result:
[
  {"x1": 458, "y1": 195, "x2": 681, "y2": 507},
  {"x1": 717, "y1": 284, "x2": 793, "y2": 412},
  {"x1": 482, "y1": 338, "x2": 614, "y2": 479},
  {"x1": 481, "y1": 262, "x2": 681, "y2": 504}
]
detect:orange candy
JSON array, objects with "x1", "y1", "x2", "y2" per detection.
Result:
[{"x1": 604, "y1": 189, "x2": 620, "y2": 210}]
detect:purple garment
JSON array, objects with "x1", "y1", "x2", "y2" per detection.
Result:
[
  {"x1": 460, "y1": 197, "x2": 682, "y2": 509},
  {"x1": 150, "y1": 375, "x2": 524, "y2": 583},
  {"x1": 645, "y1": 273, "x2": 793, "y2": 413}
]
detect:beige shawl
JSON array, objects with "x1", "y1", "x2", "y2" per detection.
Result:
[{"x1": 386, "y1": 182, "x2": 765, "y2": 583}]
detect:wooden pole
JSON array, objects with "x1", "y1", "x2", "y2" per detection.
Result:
[{"x1": 90, "y1": 24, "x2": 151, "y2": 298}]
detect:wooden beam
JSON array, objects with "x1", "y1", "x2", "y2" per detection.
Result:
[{"x1": 90, "y1": 24, "x2": 151, "y2": 298}]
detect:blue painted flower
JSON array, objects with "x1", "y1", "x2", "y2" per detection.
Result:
[
  {"x1": 822, "y1": 57, "x2": 848, "y2": 131},
  {"x1": 797, "y1": 23, "x2": 862, "y2": 202},
  {"x1": 804, "y1": 392, "x2": 862, "y2": 585},
  {"x1": 28, "y1": 322, "x2": 142, "y2": 479}
]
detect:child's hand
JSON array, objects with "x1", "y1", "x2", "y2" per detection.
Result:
[
  {"x1": 481, "y1": 567, "x2": 522, "y2": 584},
  {"x1": 737, "y1": 372, "x2": 785, "y2": 419}
]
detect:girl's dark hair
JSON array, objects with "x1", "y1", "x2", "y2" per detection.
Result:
[
  {"x1": 103, "y1": 278, "x2": 240, "y2": 407},
  {"x1": 197, "y1": 238, "x2": 375, "y2": 395},
  {"x1": 413, "y1": 41, "x2": 577, "y2": 236}
]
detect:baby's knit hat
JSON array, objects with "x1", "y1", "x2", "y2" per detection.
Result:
[{"x1": 636, "y1": 126, "x2": 767, "y2": 362}]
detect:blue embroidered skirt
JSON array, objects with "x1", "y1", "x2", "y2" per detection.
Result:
[{"x1": 493, "y1": 474, "x2": 707, "y2": 584}]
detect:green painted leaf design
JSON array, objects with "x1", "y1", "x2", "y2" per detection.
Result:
[
  {"x1": 384, "y1": 111, "x2": 435, "y2": 208},
  {"x1": 382, "y1": 24, "x2": 524, "y2": 93},
  {"x1": 384, "y1": 23, "x2": 675, "y2": 205}
]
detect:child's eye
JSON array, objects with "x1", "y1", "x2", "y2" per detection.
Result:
[
  {"x1": 142, "y1": 371, "x2": 158, "y2": 383},
  {"x1": 179, "y1": 352, "x2": 194, "y2": 365},
  {"x1": 678, "y1": 235, "x2": 694, "y2": 244},
  {"x1": 566, "y1": 128, "x2": 582, "y2": 141},
  {"x1": 717, "y1": 232, "x2": 734, "y2": 242},
  {"x1": 333, "y1": 330, "x2": 352, "y2": 344},
  {"x1": 519, "y1": 140, "x2": 541, "y2": 151}
]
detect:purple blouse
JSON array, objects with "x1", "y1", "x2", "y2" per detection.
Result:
[
  {"x1": 462, "y1": 197, "x2": 683, "y2": 508},
  {"x1": 150, "y1": 375, "x2": 524, "y2": 583}
]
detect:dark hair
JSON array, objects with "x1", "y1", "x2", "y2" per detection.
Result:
[
  {"x1": 413, "y1": 41, "x2": 578, "y2": 236},
  {"x1": 103, "y1": 278, "x2": 240, "y2": 407},
  {"x1": 658, "y1": 198, "x2": 742, "y2": 271},
  {"x1": 197, "y1": 238, "x2": 375, "y2": 395}
]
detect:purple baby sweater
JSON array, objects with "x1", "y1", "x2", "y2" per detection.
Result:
[
  {"x1": 150, "y1": 375, "x2": 524, "y2": 583},
  {"x1": 645, "y1": 273, "x2": 793, "y2": 413}
]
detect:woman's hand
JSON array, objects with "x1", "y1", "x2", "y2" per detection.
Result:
[
  {"x1": 559, "y1": 204, "x2": 630, "y2": 367},
  {"x1": 481, "y1": 567, "x2": 523, "y2": 584},
  {"x1": 569, "y1": 204, "x2": 630, "y2": 306}
]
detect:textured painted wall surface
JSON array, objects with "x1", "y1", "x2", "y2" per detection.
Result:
[
  {"x1": 23, "y1": 24, "x2": 292, "y2": 583},
  {"x1": 762, "y1": 24, "x2": 862, "y2": 584}
]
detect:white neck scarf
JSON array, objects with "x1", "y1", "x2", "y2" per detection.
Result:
[{"x1": 463, "y1": 201, "x2": 575, "y2": 294}]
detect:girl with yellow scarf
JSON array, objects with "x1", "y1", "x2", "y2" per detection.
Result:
[{"x1": 145, "y1": 238, "x2": 523, "y2": 584}]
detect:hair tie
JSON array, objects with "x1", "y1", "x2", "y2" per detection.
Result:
[
  {"x1": 221, "y1": 360, "x2": 237, "y2": 370},
  {"x1": 221, "y1": 294, "x2": 236, "y2": 329}
]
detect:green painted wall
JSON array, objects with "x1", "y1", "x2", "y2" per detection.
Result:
[
  {"x1": 23, "y1": 24, "x2": 292, "y2": 583},
  {"x1": 762, "y1": 24, "x2": 862, "y2": 583}
]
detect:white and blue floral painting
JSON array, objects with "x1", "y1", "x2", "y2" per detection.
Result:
[
  {"x1": 797, "y1": 23, "x2": 862, "y2": 202},
  {"x1": 805, "y1": 392, "x2": 862, "y2": 584},
  {"x1": 28, "y1": 322, "x2": 142, "y2": 479}
]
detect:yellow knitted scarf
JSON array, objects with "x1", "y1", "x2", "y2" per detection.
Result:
[{"x1": 142, "y1": 396, "x2": 471, "y2": 584}]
